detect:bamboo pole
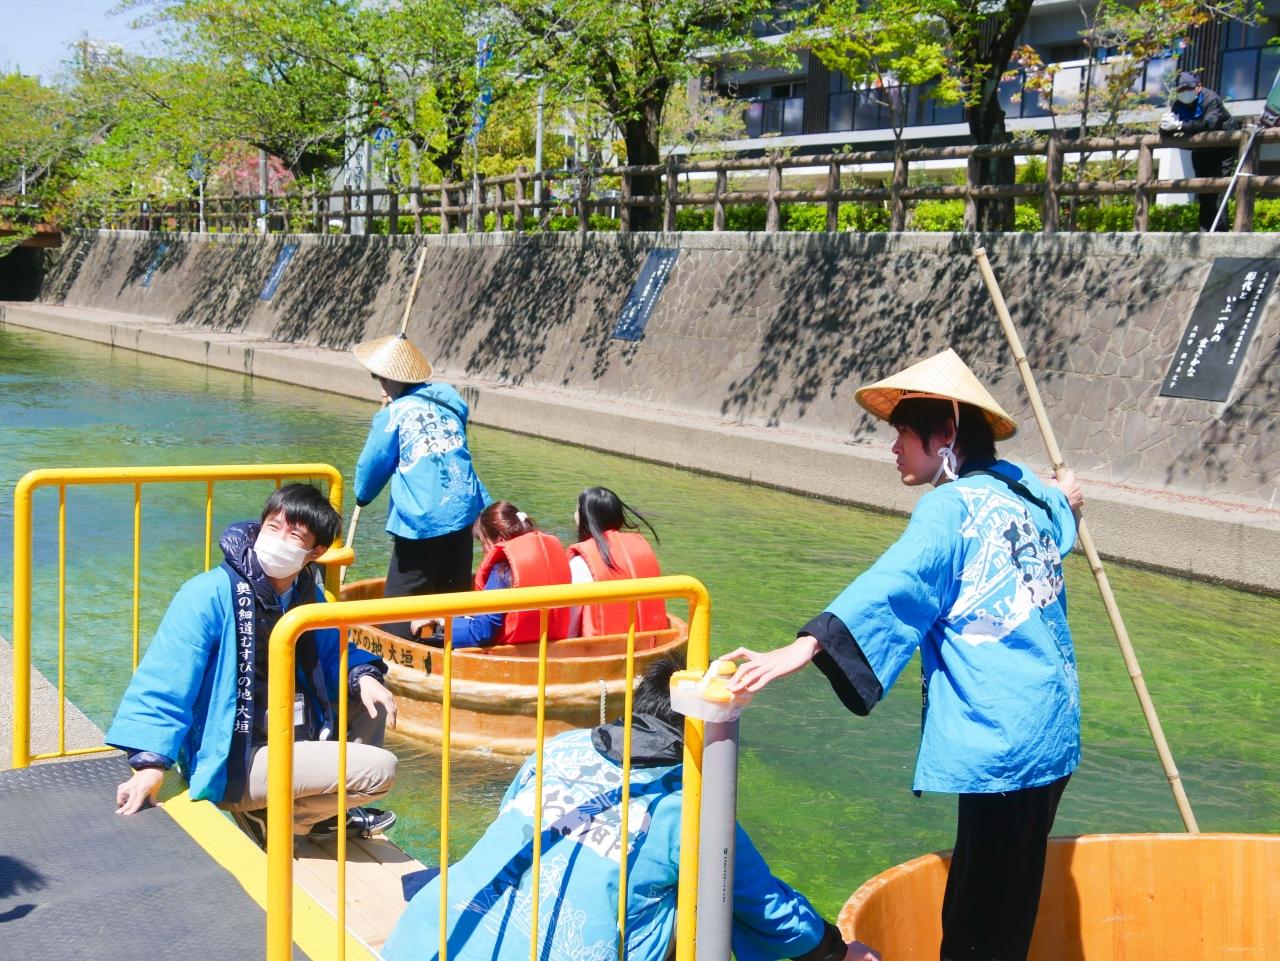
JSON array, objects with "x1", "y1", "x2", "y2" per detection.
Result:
[
  {"x1": 973, "y1": 247, "x2": 1200, "y2": 834},
  {"x1": 342, "y1": 246, "x2": 429, "y2": 587},
  {"x1": 399, "y1": 245, "x2": 429, "y2": 337}
]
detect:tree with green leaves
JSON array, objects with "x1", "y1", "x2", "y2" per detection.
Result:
[{"x1": 495, "y1": 0, "x2": 780, "y2": 228}]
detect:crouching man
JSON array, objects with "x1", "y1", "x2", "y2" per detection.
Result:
[
  {"x1": 107, "y1": 483, "x2": 399, "y2": 844},
  {"x1": 383, "y1": 654, "x2": 878, "y2": 961}
]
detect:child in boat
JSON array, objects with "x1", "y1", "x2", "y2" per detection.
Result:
[
  {"x1": 726, "y1": 349, "x2": 1083, "y2": 961},
  {"x1": 566, "y1": 486, "x2": 667, "y2": 637},
  {"x1": 382, "y1": 654, "x2": 880, "y2": 961},
  {"x1": 411, "y1": 501, "x2": 572, "y2": 648},
  {"x1": 107, "y1": 483, "x2": 398, "y2": 845},
  {"x1": 352, "y1": 333, "x2": 491, "y2": 638}
]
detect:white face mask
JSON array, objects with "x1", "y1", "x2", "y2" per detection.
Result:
[
  {"x1": 1177, "y1": 90, "x2": 1198, "y2": 104},
  {"x1": 254, "y1": 530, "x2": 311, "y2": 579}
]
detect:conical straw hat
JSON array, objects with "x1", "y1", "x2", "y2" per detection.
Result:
[
  {"x1": 353, "y1": 333, "x2": 433, "y2": 384},
  {"x1": 854, "y1": 348, "x2": 1017, "y2": 440}
]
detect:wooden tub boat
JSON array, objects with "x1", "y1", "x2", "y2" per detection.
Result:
[
  {"x1": 840, "y1": 832, "x2": 1280, "y2": 960},
  {"x1": 339, "y1": 577, "x2": 689, "y2": 756}
]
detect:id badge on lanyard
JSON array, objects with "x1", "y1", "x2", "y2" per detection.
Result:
[{"x1": 293, "y1": 693, "x2": 308, "y2": 740}]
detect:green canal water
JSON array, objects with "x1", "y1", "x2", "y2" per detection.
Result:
[{"x1": 1, "y1": 323, "x2": 1277, "y2": 918}]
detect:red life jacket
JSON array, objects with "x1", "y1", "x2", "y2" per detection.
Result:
[
  {"x1": 473, "y1": 531, "x2": 573, "y2": 644},
  {"x1": 566, "y1": 531, "x2": 667, "y2": 637}
]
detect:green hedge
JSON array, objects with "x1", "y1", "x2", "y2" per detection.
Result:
[{"x1": 338, "y1": 196, "x2": 1280, "y2": 235}]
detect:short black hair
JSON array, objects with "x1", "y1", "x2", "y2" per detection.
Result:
[
  {"x1": 889, "y1": 397, "x2": 997, "y2": 462},
  {"x1": 631, "y1": 652, "x2": 687, "y2": 727},
  {"x1": 260, "y1": 483, "x2": 342, "y2": 549}
]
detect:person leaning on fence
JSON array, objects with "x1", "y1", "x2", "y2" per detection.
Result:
[
  {"x1": 382, "y1": 654, "x2": 880, "y2": 961},
  {"x1": 107, "y1": 483, "x2": 399, "y2": 845},
  {"x1": 352, "y1": 333, "x2": 491, "y2": 639},
  {"x1": 1160, "y1": 70, "x2": 1241, "y2": 231}
]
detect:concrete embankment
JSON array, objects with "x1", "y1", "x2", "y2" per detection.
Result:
[
  {"x1": 4, "y1": 228, "x2": 1278, "y2": 594},
  {"x1": 1, "y1": 635, "x2": 105, "y2": 771}
]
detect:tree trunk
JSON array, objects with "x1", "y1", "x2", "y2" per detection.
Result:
[
  {"x1": 956, "y1": 0, "x2": 1036, "y2": 231},
  {"x1": 622, "y1": 98, "x2": 666, "y2": 231},
  {"x1": 967, "y1": 87, "x2": 1015, "y2": 231}
]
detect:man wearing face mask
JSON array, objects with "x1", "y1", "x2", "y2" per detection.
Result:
[
  {"x1": 106, "y1": 483, "x2": 399, "y2": 845},
  {"x1": 1159, "y1": 71, "x2": 1241, "y2": 231}
]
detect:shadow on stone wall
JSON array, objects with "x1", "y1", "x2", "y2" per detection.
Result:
[
  {"x1": 273, "y1": 241, "x2": 398, "y2": 347},
  {"x1": 173, "y1": 240, "x2": 265, "y2": 332},
  {"x1": 430, "y1": 241, "x2": 646, "y2": 386},
  {"x1": 40, "y1": 232, "x2": 93, "y2": 303}
]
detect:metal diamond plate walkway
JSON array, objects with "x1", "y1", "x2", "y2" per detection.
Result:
[{"x1": 0, "y1": 755, "x2": 303, "y2": 961}]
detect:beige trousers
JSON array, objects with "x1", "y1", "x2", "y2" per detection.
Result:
[{"x1": 220, "y1": 704, "x2": 398, "y2": 833}]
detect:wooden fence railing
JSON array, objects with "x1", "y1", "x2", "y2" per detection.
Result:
[{"x1": 73, "y1": 128, "x2": 1280, "y2": 236}]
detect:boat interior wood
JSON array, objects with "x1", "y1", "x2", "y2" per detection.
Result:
[{"x1": 292, "y1": 834, "x2": 425, "y2": 952}]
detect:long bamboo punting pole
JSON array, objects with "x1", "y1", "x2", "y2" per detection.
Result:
[
  {"x1": 973, "y1": 246, "x2": 1200, "y2": 833},
  {"x1": 341, "y1": 246, "x2": 430, "y2": 587}
]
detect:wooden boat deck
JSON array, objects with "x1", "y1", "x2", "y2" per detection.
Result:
[{"x1": 293, "y1": 834, "x2": 426, "y2": 953}]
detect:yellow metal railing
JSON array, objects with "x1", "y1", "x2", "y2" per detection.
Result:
[
  {"x1": 10, "y1": 463, "x2": 346, "y2": 769},
  {"x1": 264, "y1": 577, "x2": 712, "y2": 961}
]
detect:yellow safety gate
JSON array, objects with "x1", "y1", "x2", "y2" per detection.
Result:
[
  {"x1": 11, "y1": 464, "x2": 713, "y2": 961},
  {"x1": 264, "y1": 578, "x2": 712, "y2": 961},
  {"x1": 11, "y1": 464, "x2": 347, "y2": 769}
]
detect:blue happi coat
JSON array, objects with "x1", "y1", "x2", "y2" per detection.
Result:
[
  {"x1": 825, "y1": 461, "x2": 1080, "y2": 794},
  {"x1": 383, "y1": 726, "x2": 830, "y2": 961},
  {"x1": 105, "y1": 527, "x2": 381, "y2": 803},
  {"x1": 354, "y1": 382, "x2": 490, "y2": 540}
]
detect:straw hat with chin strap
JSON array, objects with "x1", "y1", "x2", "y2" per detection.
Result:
[
  {"x1": 353, "y1": 333, "x2": 433, "y2": 384},
  {"x1": 854, "y1": 347, "x2": 1018, "y2": 441}
]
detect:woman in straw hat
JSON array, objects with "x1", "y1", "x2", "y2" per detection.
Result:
[
  {"x1": 726, "y1": 348, "x2": 1083, "y2": 961},
  {"x1": 353, "y1": 333, "x2": 491, "y2": 634}
]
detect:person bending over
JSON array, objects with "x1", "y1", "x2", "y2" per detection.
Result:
[
  {"x1": 728, "y1": 348, "x2": 1083, "y2": 961},
  {"x1": 108, "y1": 483, "x2": 399, "y2": 844},
  {"x1": 1159, "y1": 70, "x2": 1241, "y2": 231},
  {"x1": 383, "y1": 654, "x2": 879, "y2": 961},
  {"x1": 412, "y1": 501, "x2": 572, "y2": 648},
  {"x1": 567, "y1": 486, "x2": 667, "y2": 637}
]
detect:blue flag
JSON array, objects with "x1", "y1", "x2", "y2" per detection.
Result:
[{"x1": 467, "y1": 34, "x2": 494, "y2": 146}]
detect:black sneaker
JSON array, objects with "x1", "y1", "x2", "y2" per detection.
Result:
[
  {"x1": 307, "y1": 807, "x2": 397, "y2": 841},
  {"x1": 232, "y1": 808, "x2": 268, "y2": 848}
]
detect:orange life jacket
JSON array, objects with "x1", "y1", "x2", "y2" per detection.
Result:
[
  {"x1": 566, "y1": 531, "x2": 667, "y2": 637},
  {"x1": 473, "y1": 531, "x2": 573, "y2": 644}
]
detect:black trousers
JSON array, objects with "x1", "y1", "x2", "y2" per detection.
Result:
[
  {"x1": 1191, "y1": 148, "x2": 1235, "y2": 231},
  {"x1": 939, "y1": 774, "x2": 1070, "y2": 961},
  {"x1": 382, "y1": 527, "x2": 474, "y2": 639}
]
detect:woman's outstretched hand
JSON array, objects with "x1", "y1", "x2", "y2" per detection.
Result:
[{"x1": 724, "y1": 635, "x2": 820, "y2": 693}]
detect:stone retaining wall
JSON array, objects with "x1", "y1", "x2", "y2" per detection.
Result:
[{"x1": 36, "y1": 229, "x2": 1280, "y2": 507}]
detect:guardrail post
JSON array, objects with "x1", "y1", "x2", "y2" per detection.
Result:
[
  {"x1": 964, "y1": 152, "x2": 980, "y2": 232},
  {"x1": 620, "y1": 168, "x2": 632, "y2": 233},
  {"x1": 389, "y1": 189, "x2": 400, "y2": 236},
  {"x1": 665, "y1": 155, "x2": 679, "y2": 232},
  {"x1": 826, "y1": 160, "x2": 840, "y2": 232},
  {"x1": 578, "y1": 173, "x2": 590, "y2": 235},
  {"x1": 1044, "y1": 137, "x2": 1062, "y2": 234},
  {"x1": 766, "y1": 152, "x2": 781, "y2": 232},
  {"x1": 413, "y1": 185, "x2": 423, "y2": 235},
  {"x1": 1134, "y1": 138, "x2": 1153, "y2": 233},
  {"x1": 715, "y1": 168, "x2": 728, "y2": 232},
  {"x1": 1233, "y1": 130, "x2": 1257, "y2": 233},
  {"x1": 440, "y1": 184, "x2": 451, "y2": 235},
  {"x1": 514, "y1": 166, "x2": 526, "y2": 233},
  {"x1": 342, "y1": 186, "x2": 352, "y2": 234},
  {"x1": 366, "y1": 183, "x2": 375, "y2": 235},
  {"x1": 891, "y1": 146, "x2": 908, "y2": 232}
]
